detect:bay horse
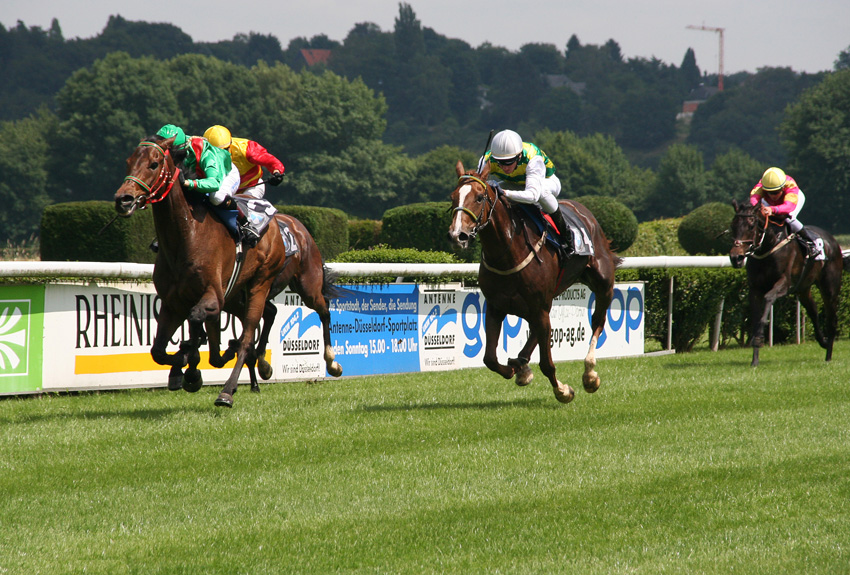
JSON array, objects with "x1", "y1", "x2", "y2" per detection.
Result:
[
  {"x1": 729, "y1": 200, "x2": 844, "y2": 366},
  {"x1": 114, "y1": 135, "x2": 342, "y2": 407},
  {"x1": 448, "y1": 162, "x2": 621, "y2": 403}
]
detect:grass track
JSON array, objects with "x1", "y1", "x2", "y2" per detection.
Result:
[{"x1": 2, "y1": 341, "x2": 849, "y2": 574}]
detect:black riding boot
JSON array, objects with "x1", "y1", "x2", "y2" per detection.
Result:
[
  {"x1": 549, "y1": 209, "x2": 573, "y2": 258},
  {"x1": 236, "y1": 208, "x2": 260, "y2": 248},
  {"x1": 796, "y1": 226, "x2": 820, "y2": 259}
]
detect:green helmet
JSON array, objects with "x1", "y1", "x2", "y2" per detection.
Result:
[{"x1": 156, "y1": 124, "x2": 188, "y2": 150}]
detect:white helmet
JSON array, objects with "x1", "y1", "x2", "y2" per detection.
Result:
[{"x1": 490, "y1": 130, "x2": 523, "y2": 160}]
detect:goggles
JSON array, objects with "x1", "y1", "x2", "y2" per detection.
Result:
[{"x1": 494, "y1": 155, "x2": 519, "y2": 167}]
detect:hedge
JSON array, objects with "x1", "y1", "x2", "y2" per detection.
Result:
[
  {"x1": 380, "y1": 202, "x2": 479, "y2": 263},
  {"x1": 678, "y1": 202, "x2": 735, "y2": 255},
  {"x1": 40, "y1": 201, "x2": 156, "y2": 263},
  {"x1": 572, "y1": 195, "x2": 638, "y2": 252},
  {"x1": 274, "y1": 204, "x2": 348, "y2": 259}
]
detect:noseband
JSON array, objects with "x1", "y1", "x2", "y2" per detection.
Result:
[
  {"x1": 122, "y1": 141, "x2": 178, "y2": 208},
  {"x1": 452, "y1": 174, "x2": 498, "y2": 238}
]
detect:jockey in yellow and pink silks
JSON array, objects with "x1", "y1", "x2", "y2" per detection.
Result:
[{"x1": 749, "y1": 166, "x2": 821, "y2": 258}]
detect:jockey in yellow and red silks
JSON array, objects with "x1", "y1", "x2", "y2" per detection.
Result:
[{"x1": 749, "y1": 167, "x2": 821, "y2": 258}]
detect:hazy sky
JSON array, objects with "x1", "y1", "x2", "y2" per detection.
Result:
[{"x1": 4, "y1": 0, "x2": 849, "y2": 75}]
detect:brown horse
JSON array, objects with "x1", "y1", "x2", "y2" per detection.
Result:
[
  {"x1": 448, "y1": 162, "x2": 621, "y2": 403},
  {"x1": 729, "y1": 200, "x2": 844, "y2": 366},
  {"x1": 114, "y1": 135, "x2": 342, "y2": 407}
]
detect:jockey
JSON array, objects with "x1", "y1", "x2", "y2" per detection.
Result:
[
  {"x1": 155, "y1": 124, "x2": 260, "y2": 246},
  {"x1": 203, "y1": 125, "x2": 284, "y2": 200},
  {"x1": 749, "y1": 167, "x2": 821, "y2": 259},
  {"x1": 478, "y1": 129, "x2": 571, "y2": 257}
]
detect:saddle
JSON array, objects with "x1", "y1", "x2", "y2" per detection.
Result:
[
  {"x1": 514, "y1": 203, "x2": 593, "y2": 257},
  {"x1": 210, "y1": 196, "x2": 277, "y2": 243}
]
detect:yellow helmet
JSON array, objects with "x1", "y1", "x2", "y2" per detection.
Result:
[
  {"x1": 203, "y1": 125, "x2": 232, "y2": 149},
  {"x1": 761, "y1": 167, "x2": 786, "y2": 192}
]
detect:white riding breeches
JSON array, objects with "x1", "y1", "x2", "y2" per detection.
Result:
[{"x1": 209, "y1": 164, "x2": 242, "y2": 205}]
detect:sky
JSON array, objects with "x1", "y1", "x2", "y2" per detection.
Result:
[{"x1": 3, "y1": 0, "x2": 849, "y2": 75}]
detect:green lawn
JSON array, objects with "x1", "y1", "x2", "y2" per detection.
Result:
[{"x1": 2, "y1": 341, "x2": 849, "y2": 574}]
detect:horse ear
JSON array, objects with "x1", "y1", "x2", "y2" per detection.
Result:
[
  {"x1": 455, "y1": 160, "x2": 465, "y2": 177},
  {"x1": 732, "y1": 199, "x2": 738, "y2": 211},
  {"x1": 480, "y1": 162, "x2": 490, "y2": 179}
]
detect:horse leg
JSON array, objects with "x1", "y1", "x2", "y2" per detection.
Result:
[
  {"x1": 215, "y1": 289, "x2": 268, "y2": 407},
  {"x1": 482, "y1": 304, "x2": 516, "y2": 380},
  {"x1": 528, "y1": 310, "x2": 574, "y2": 404},
  {"x1": 797, "y1": 288, "x2": 827, "y2": 349},
  {"x1": 509, "y1": 335, "x2": 537, "y2": 386},
  {"x1": 292, "y1": 267, "x2": 342, "y2": 377},
  {"x1": 582, "y1": 264, "x2": 616, "y2": 393},
  {"x1": 149, "y1": 308, "x2": 191, "y2": 390},
  {"x1": 254, "y1": 300, "x2": 277, "y2": 381}
]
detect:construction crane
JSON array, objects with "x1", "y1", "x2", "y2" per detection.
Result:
[{"x1": 687, "y1": 24, "x2": 725, "y2": 91}]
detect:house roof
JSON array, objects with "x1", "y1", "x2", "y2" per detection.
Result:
[{"x1": 301, "y1": 49, "x2": 331, "y2": 66}]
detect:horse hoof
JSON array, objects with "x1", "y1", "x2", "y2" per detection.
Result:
[
  {"x1": 327, "y1": 362, "x2": 343, "y2": 377},
  {"x1": 250, "y1": 384, "x2": 261, "y2": 394},
  {"x1": 167, "y1": 373, "x2": 183, "y2": 391},
  {"x1": 582, "y1": 371, "x2": 601, "y2": 393},
  {"x1": 258, "y1": 358, "x2": 273, "y2": 380},
  {"x1": 214, "y1": 393, "x2": 234, "y2": 408},
  {"x1": 515, "y1": 366, "x2": 533, "y2": 387},
  {"x1": 182, "y1": 369, "x2": 204, "y2": 393},
  {"x1": 553, "y1": 382, "x2": 575, "y2": 404}
]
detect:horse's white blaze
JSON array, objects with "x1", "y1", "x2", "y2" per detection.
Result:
[{"x1": 450, "y1": 184, "x2": 474, "y2": 234}]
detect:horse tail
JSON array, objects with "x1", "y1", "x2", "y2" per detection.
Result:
[{"x1": 321, "y1": 264, "x2": 349, "y2": 300}]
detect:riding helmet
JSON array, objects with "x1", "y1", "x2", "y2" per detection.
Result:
[
  {"x1": 156, "y1": 124, "x2": 188, "y2": 151},
  {"x1": 490, "y1": 130, "x2": 523, "y2": 160},
  {"x1": 204, "y1": 125, "x2": 232, "y2": 149},
  {"x1": 761, "y1": 167, "x2": 787, "y2": 191}
]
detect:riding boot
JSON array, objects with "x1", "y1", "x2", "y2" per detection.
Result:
[
  {"x1": 236, "y1": 207, "x2": 260, "y2": 248},
  {"x1": 549, "y1": 209, "x2": 573, "y2": 259},
  {"x1": 796, "y1": 226, "x2": 820, "y2": 259},
  {"x1": 149, "y1": 238, "x2": 159, "y2": 253}
]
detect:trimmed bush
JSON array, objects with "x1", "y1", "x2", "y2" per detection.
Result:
[
  {"x1": 572, "y1": 195, "x2": 638, "y2": 252},
  {"x1": 621, "y1": 218, "x2": 687, "y2": 257},
  {"x1": 348, "y1": 219, "x2": 382, "y2": 251},
  {"x1": 380, "y1": 202, "x2": 479, "y2": 263},
  {"x1": 678, "y1": 202, "x2": 736, "y2": 255},
  {"x1": 40, "y1": 201, "x2": 156, "y2": 263},
  {"x1": 275, "y1": 204, "x2": 348, "y2": 259},
  {"x1": 331, "y1": 246, "x2": 471, "y2": 284}
]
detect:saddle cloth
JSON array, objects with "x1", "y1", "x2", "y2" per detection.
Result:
[{"x1": 515, "y1": 203, "x2": 594, "y2": 257}]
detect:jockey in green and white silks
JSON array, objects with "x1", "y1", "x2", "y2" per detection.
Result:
[
  {"x1": 478, "y1": 129, "x2": 571, "y2": 257},
  {"x1": 477, "y1": 130, "x2": 562, "y2": 214},
  {"x1": 156, "y1": 124, "x2": 241, "y2": 206}
]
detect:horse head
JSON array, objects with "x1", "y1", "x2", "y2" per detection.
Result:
[
  {"x1": 448, "y1": 161, "x2": 497, "y2": 249},
  {"x1": 114, "y1": 136, "x2": 179, "y2": 217},
  {"x1": 729, "y1": 199, "x2": 758, "y2": 268}
]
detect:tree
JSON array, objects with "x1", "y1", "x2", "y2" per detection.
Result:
[
  {"x1": 781, "y1": 69, "x2": 850, "y2": 233},
  {"x1": 641, "y1": 144, "x2": 707, "y2": 220},
  {"x1": 404, "y1": 145, "x2": 478, "y2": 204},
  {"x1": 706, "y1": 147, "x2": 763, "y2": 205},
  {"x1": 680, "y1": 48, "x2": 701, "y2": 89},
  {"x1": 0, "y1": 110, "x2": 55, "y2": 242}
]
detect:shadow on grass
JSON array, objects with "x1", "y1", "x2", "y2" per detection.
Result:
[{"x1": 360, "y1": 396, "x2": 556, "y2": 412}]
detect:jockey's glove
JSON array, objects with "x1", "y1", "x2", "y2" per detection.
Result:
[{"x1": 269, "y1": 171, "x2": 284, "y2": 186}]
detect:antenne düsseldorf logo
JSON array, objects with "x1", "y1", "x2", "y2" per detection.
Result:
[{"x1": 0, "y1": 300, "x2": 29, "y2": 375}]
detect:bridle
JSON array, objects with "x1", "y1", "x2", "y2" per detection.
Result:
[
  {"x1": 452, "y1": 174, "x2": 497, "y2": 239},
  {"x1": 733, "y1": 209, "x2": 794, "y2": 259},
  {"x1": 122, "y1": 141, "x2": 178, "y2": 210},
  {"x1": 452, "y1": 173, "x2": 547, "y2": 275}
]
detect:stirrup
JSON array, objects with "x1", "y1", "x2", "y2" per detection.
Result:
[{"x1": 240, "y1": 224, "x2": 260, "y2": 248}]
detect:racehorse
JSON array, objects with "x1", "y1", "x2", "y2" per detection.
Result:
[
  {"x1": 114, "y1": 135, "x2": 342, "y2": 407},
  {"x1": 448, "y1": 161, "x2": 621, "y2": 403},
  {"x1": 729, "y1": 200, "x2": 844, "y2": 366}
]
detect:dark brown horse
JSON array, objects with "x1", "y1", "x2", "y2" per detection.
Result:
[
  {"x1": 448, "y1": 162, "x2": 621, "y2": 403},
  {"x1": 729, "y1": 200, "x2": 844, "y2": 366},
  {"x1": 114, "y1": 135, "x2": 342, "y2": 407}
]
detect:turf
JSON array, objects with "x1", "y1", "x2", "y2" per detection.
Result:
[{"x1": 1, "y1": 341, "x2": 849, "y2": 574}]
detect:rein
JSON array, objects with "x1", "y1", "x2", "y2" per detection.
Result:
[
  {"x1": 122, "y1": 141, "x2": 178, "y2": 207},
  {"x1": 735, "y1": 210, "x2": 796, "y2": 259}
]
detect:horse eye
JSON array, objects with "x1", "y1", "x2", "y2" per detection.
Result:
[
  {"x1": 149, "y1": 162, "x2": 159, "y2": 170},
  {"x1": 476, "y1": 194, "x2": 485, "y2": 203}
]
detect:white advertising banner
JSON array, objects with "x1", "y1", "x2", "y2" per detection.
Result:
[{"x1": 34, "y1": 281, "x2": 644, "y2": 393}]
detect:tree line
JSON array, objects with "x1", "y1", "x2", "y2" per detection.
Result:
[{"x1": 1, "y1": 4, "x2": 849, "y2": 245}]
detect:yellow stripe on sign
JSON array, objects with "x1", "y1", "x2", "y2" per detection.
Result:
[{"x1": 75, "y1": 350, "x2": 272, "y2": 374}]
